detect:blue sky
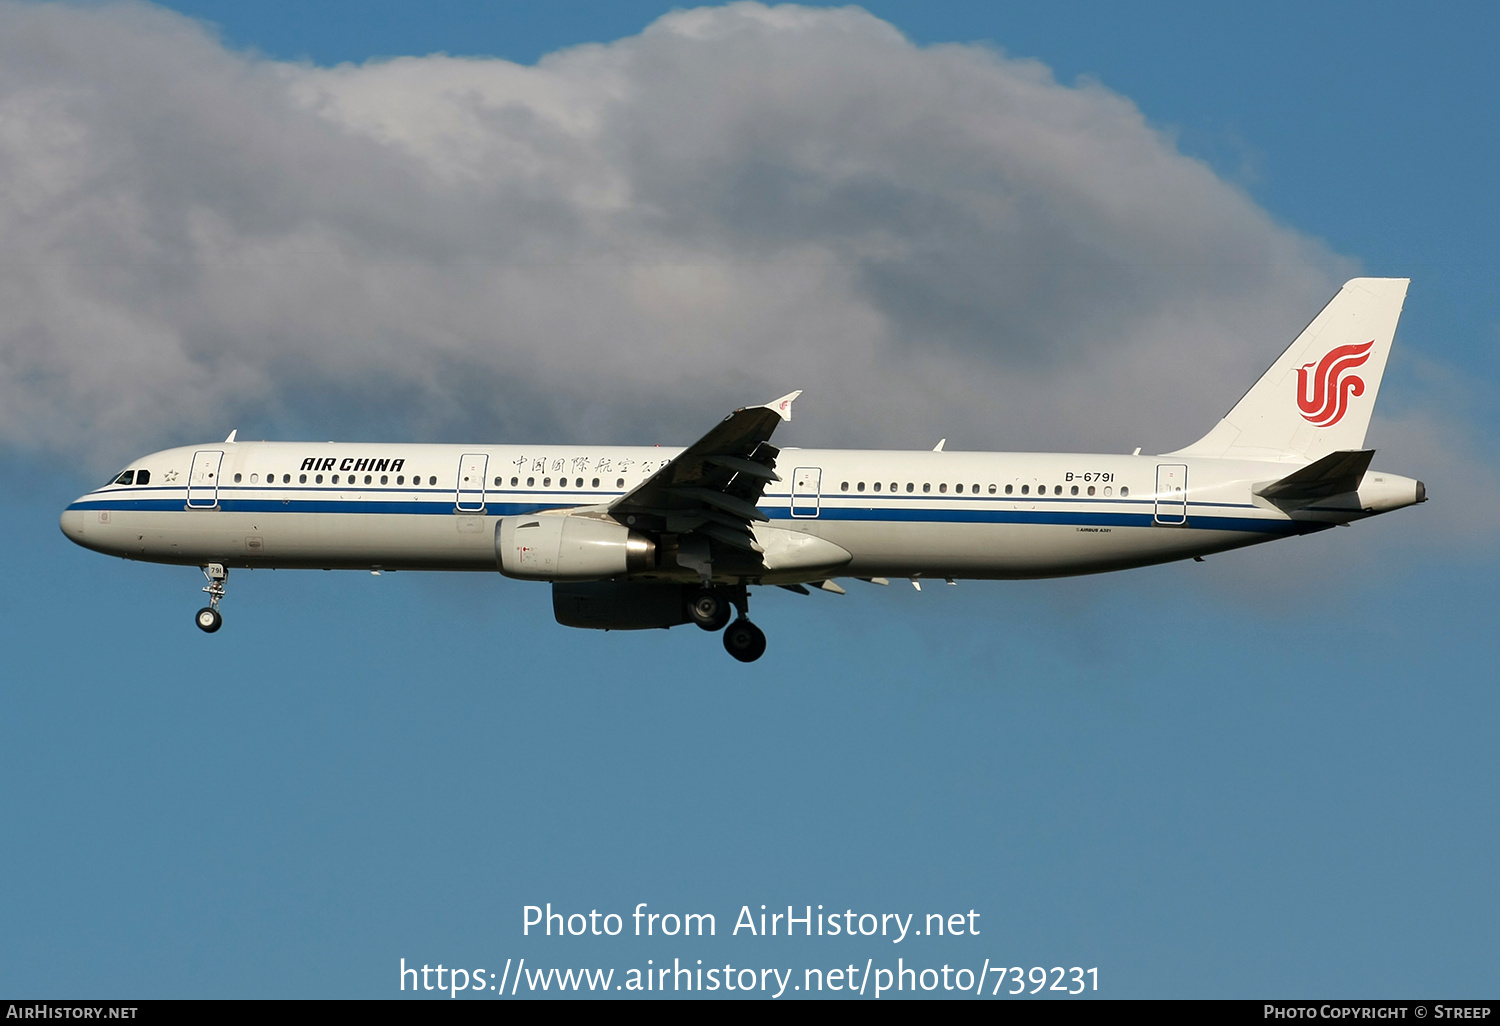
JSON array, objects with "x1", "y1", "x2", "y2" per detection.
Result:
[{"x1": 1, "y1": 1, "x2": 1496, "y2": 999}]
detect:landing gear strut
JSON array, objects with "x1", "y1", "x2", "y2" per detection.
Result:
[{"x1": 195, "y1": 563, "x2": 226, "y2": 633}]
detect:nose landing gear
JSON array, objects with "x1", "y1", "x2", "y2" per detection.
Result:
[{"x1": 195, "y1": 563, "x2": 227, "y2": 633}]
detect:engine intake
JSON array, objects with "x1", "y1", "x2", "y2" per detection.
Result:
[{"x1": 497, "y1": 515, "x2": 655, "y2": 581}]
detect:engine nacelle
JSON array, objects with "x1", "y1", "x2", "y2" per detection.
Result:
[
  {"x1": 552, "y1": 582, "x2": 692, "y2": 630},
  {"x1": 497, "y1": 515, "x2": 655, "y2": 581}
]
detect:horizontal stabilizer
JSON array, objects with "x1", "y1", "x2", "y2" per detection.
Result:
[{"x1": 1254, "y1": 449, "x2": 1374, "y2": 502}]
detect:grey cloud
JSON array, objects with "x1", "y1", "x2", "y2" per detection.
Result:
[{"x1": 0, "y1": 0, "x2": 1479, "y2": 562}]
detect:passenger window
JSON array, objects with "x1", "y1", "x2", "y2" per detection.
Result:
[
  {"x1": 592, "y1": 478, "x2": 599, "y2": 488},
  {"x1": 954, "y1": 483, "x2": 963, "y2": 494},
  {"x1": 1054, "y1": 485, "x2": 1063, "y2": 495},
  {"x1": 511, "y1": 477, "x2": 519, "y2": 487},
  {"x1": 544, "y1": 477, "x2": 553, "y2": 487},
  {"x1": 361, "y1": 474, "x2": 369, "y2": 484},
  {"x1": 236, "y1": 474, "x2": 244, "y2": 483},
  {"x1": 1087, "y1": 485, "x2": 1095, "y2": 496},
  {"x1": 299, "y1": 474, "x2": 307, "y2": 484},
  {"x1": 315, "y1": 474, "x2": 324, "y2": 484},
  {"x1": 429, "y1": 476, "x2": 437, "y2": 486},
  {"x1": 380, "y1": 475, "x2": 388, "y2": 485},
  {"x1": 576, "y1": 478, "x2": 583, "y2": 488},
  {"x1": 558, "y1": 478, "x2": 566, "y2": 488},
  {"x1": 841, "y1": 482, "x2": 849, "y2": 492},
  {"x1": 1071, "y1": 485, "x2": 1079, "y2": 495},
  {"x1": 923, "y1": 483, "x2": 931, "y2": 493},
  {"x1": 973, "y1": 484, "x2": 979, "y2": 493},
  {"x1": 1005, "y1": 484, "x2": 1013, "y2": 494},
  {"x1": 906, "y1": 483, "x2": 914, "y2": 493},
  {"x1": 527, "y1": 477, "x2": 535, "y2": 487},
  {"x1": 493, "y1": 476, "x2": 501, "y2": 486},
  {"x1": 939, "y1": 483, "x2": 947, "y2": 493},
  {"x1": 136, "y1": 470, "x2": 150, "y2": 485},
  {"x1": 332, "y1": 475, "x2": 340, "y2": 484},
  {"x1": 857, "y1": 482, "x2": 865, "y2": 492},
  {"x1": 1103, "y1": 486, "x2": 1112, "y2": 496},
  {"x1": 616, "y1": 478, "x2": 624, "y2": 488},
  {"x1": 872, "y1": 482, "x2": 881, "y2": 492},
  {"x1": 988, "y1": 484, "x2": 996, "y2": 494},
  {"x1": 396, "y1": 475, "x2": 404, "y2": 485},
  {"x1": 1021, "y1": 485, "x2": 1029, "y2": 495},
  {"x1": 1120, "y1": 486, "x2": 1129, "y2": 497}
]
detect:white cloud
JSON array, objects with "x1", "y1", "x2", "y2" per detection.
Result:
[{"x1": 2, "y1": 0, "x2": 1487, "y2": 557}]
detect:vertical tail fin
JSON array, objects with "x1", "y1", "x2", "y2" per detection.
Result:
[{"x1": 1169, "y1": 277, "x2": 1409, "y2": 462}]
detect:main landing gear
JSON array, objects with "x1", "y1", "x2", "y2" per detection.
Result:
[
  {"x1": 688, "y1": 585, "x2": 767, "y2": 663},
  {"x1": 722, "y1": 618, "x2": 767, "y2": 663},
  {"x1": 195, "y1": 563, "x2": 227, "y2": 633},
  {"x1": 688, "y1": 587, "x2": 733, "y2": 632}
]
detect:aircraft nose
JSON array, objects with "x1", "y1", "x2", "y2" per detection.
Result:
[{"x1": 59, "y1": 507, "x2": 87, "y2": 544}]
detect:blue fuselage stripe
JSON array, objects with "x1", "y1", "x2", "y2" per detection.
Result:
[{"x1": 66, "y1": 491, "x2": 1308, "y2": 535}]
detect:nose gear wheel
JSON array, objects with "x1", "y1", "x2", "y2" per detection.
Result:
[{"x1": 196, "y1": 563, "x2": 227, "y2": 633}]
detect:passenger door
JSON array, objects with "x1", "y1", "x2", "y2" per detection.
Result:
[
  {"x1": 1154, "y1": 464, "x2": 1188, "y2": 525},
  {"x1": 187, "y1": 450, "x2": 224, "y2": 509}
]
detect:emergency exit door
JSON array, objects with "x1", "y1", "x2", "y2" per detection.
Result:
[
  {"x1": 455, "y1": 453, "x2": 489, "y2": 512},
  {"x1": 791, "y1": 467, "x2": 822, "y2": 518}
]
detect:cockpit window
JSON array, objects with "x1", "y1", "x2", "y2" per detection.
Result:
[
  {"x1": 112, "y1": 470, "x2": 135, "y2": 486},
  {"x1": 135, "y1": 470, "x2": 150, "y2": 485}
]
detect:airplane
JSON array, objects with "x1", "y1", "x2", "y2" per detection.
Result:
[{"x1": 60, "y1": 277, "x2": 1424, "y2": 662}]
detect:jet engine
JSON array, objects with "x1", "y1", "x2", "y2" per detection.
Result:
[{"x1": 496, "y1": 514, "x2": 655, "y2": 581}]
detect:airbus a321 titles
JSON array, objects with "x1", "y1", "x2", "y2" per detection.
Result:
[{"x1": 63, "y1": 278, "x2": 1425, "y2": 662}]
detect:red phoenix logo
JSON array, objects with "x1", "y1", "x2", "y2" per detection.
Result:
[{"x1": 1297, "y1": 340, "x2": 1374, "y2": 426}]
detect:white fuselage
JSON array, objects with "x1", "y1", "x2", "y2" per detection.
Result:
[{"x1": 60, "y1": 441, "x2": 1423, "y2": 582}]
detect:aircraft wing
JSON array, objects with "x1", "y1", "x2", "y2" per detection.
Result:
[{"x1": 608, "y1": 391, "x2": 801, "y2": 558}]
